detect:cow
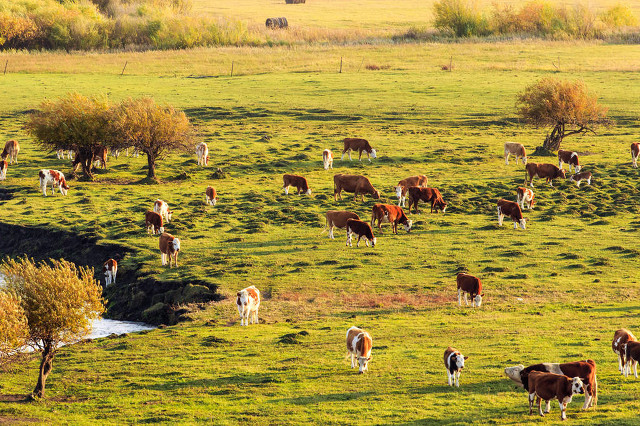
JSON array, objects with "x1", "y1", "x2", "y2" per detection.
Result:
[
  {"x1": 126, "y1": 147, "x2": 140, "y2": 157},
  {"x1": 497, "y1": 199, "x2": 526, "y2": 230},
  {"x1": 322, "y1": 149, "x2": 333, "y2": 170},
  {"x1": 93, "y1": 146, "x2": 108, "y2": 169},
  {"x1": 624, "y1": 341, "x2": 640, "y2": 378},
  {"x1": 236, "y1": 285, "x2": 260, "y2": 326},
  {"x1": 341, "y1": 138, "x2": 377, "y2": 162},
  {"x1": 525, "y1": 163, "x2": 566, "y2": 187},
  {"x1": 159, "y1": 232, "x2": 180, "y2": 267},
  {"x1": 632, "y1": 143, "x2": 639, "y2": 168},
  {"x1": 407, "y1": 187, "x2": 447, "y2": 214},
  {"x1": 1, "y1": 140, "x2": 19, "y2": 164},
  {"x1": 613, "y1": 329, "x2": 637, "y2": 375},
  {"x1": 56, "y1": 149, "x2": 69, "y2": 160},
  {"x1": 569, "y1": 171, "x2": 592, "y2": 188},
  {"x1": 371, "y1": 204, "x2": 412, "y2": 234},
  {"x1": 516, "y1": 187, "x2": 535, "y2": 210},
  {"x1": 558, "y1": 149, "x2": 581, "y2": 173},
  {"x1": 527, "y1": 371, "x2": 584, "y2": 420},
  {"x1": 456, "y1": 272, "x2": 483, "y2": 307},
  {"x1": 333, "y1": 174, "x2": 380, "y2": 201},
  {"x1": 145, "y1": 211, "x2": 164, "y2": 235},
  {"x1": 205, "y1": 186, "x2": 218, "y2": 206},
  {"x1": 0, "y1": 160, "x2": 7, "y2": 180},
  {"x1": 346, "y1": 326, "x2": 372, "y2": 374},
  {"x1": 38, "y1": 169, "x2": 69, "y2": 196},
  {"x1": 110, "y1": 148, "x2": 121, "y2": 159},
  {"x1": 346, "y1": 218, "x2": 376, "y2": 248},
  {"x1": 444, "y1": 347, "x2": 468, "y2": 387},
  {"x1": 323, "y1": 210, "x2": 360, "y2": 239},
  {"x1": 283, "y1": 174, "x2": 311, "y2": 195},
  {"x1": 153, "y1": 199, "x2": 172, "y2": 223},
  {"x1": 395, "y1": 175, "x2": 428, "y2": 207},
  {"x1": 196, "y1": 142, "x2": 209, "y2": 166},
  {"x1": 504, "y1": 142, "x2": 527, "y2": 165},
  {"x1": 103, "y1": 259, "x2": 117, "y2": 286},
  {"x1": 504, "y1": 360, "x2": 598, "y2": 410}
]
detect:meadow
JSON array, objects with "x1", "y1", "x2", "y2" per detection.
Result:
[{"x1": 1, "y1": 38, "x2": 640, "y2": 423}]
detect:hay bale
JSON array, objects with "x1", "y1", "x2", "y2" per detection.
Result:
[
  {"x1": 285, "y1": 0, "x2": 305, "y2": 3},
  {"x1": 265, "y1": 17, "x2": 288, "y2": 29}
]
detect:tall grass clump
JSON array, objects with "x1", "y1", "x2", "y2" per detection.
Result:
[{"x1": 433, "y1": 0, "x2": 490, "y2": 37}]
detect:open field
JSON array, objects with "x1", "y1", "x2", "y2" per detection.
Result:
[{"x1": 1, "y1": 39, "x2": 640, "y2": 423}]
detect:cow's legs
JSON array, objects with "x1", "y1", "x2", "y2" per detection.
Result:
[
  {"x1": 634, "y1": 360, "x2": 638, "y2": 378},
  {"x1": 497, "y1": 208, "x2": 504, "y2": 226},
  {"x1": 357, "y1": 235, "x2": 362, "y2": 247},
  {"x1": 457, "y1": 288, "x2": 462, "y2": 306},
  {"x1": 254, "y1": 308, "x2": 258, "y2": 325},
  {"x1": 328, "y1": 226, "x2": 334, "y2": 239},
  {"x1": 559, "y1": 401, "x2": 566, "y2": 420},
  {"x1": 505, "y1": 152, "x2": 509, "y2": 165},
  {"x1": 447, "y1": 371, "x2": 452, "y2": 386},
  {"x1": 528, "y1": 393, "x2": 535, "y2": 415},
  {"x1": 537, "y1": 397, "x2": 544, "y2": 417},
  {"x1": 284, "y1": 185, "x2": 289, "y2": 195},
  {"x1": 358, "y1": 150, "x2": 362, "y2": 161},
  {"x1": 351, "y1": 353, "x2": 356, "y2": 368},
  {"x1": 545, "y1": 399, "x2": 551, "y2": 413},
  {"x1": 464, "y1": 293, "x2": 469, "y2": 306},
  {"x1": 455, "y1": 370, "x2": 461, "y2": 387}
]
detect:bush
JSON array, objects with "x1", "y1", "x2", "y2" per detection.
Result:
[{"x1": 433, "y1": 0, "x2": 490, "y2": 37}]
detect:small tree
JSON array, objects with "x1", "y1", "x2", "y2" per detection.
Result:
[
  {"x1": 0, "y1": 291, "x2": 28, "y2": 368},
  {"x1": 516, "y1": 77, "x2": 610, "y2": 152},
  {"x1": 0, "y1": 258, "x2": 104, "y2": 399}
]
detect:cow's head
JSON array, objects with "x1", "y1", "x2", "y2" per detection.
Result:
[
  {"x1": 571, "y1": 377, "x2": 585, "y2": 395},
  {"x1": 504, "y1": 365, "x2": 525, "y2": 386},
  {"x1": 522, "y1": 156, "x2": 528, "y2": 165},
  {"x1": 373, "y1": 190, "x2": 381, "y2": 199},
  {"x1": 394, "y1": 186, "x2": 403, "y2": 199},
  {"x1": 172, "y1": 238, "x2": 181, "y2": 252},
  {"x1": 166, "y1": 210, "x2": 173, "y2": 222},
  {"x1": 452, "y1": 353, "x2": 467, "y2": 370},
  {"x1": 358, "y1": 355, "x2": 371, "y2": 373},
  {"x1": 305, "y1": 188, "x2": 312, "y2": 195},
  {"x1": 60, "y1": 181, "x2": 69, "y2": 195},
  {"x1": 474, "y1": 293, "x2": 484, "y2": 307},
  {"x1": 370, "y1": 237, "x2": 377, "y2": 248},
  {"x1": 158, "y1": 226, "x2": 165, "y2": 234},
  {"x1": 518, "y1": 218, "x2": 526, "y2": 230},
  {"x1": 559, "y1": 169, "x2": 566, "y2": 179},
  {"x1": 575, "y1": 165, "x2": 582, "y2": 173},
  {"x1": 438, "y1": 200, "x2": 448, "y2": 213},
  {"x1": 369, "y1": 149, "x2": 377, "y2": 159},
  {"x1": 403, "y1": 219, "x2": 413, "y2": 233}
]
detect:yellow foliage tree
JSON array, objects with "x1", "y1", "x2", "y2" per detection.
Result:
[{"x1": 0, "y1": 291, "x2": 28, "y2": 368}]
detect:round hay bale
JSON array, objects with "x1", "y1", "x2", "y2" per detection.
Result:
[
  {"x1": 265, "y1": 18, "x2": 275, "y2": 28},
  {"x1": 280, "y1": 17, "x2": 289, "y2": 28}
]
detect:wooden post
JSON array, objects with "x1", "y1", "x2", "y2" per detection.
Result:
[
  {"x1": 121, "y1": 61, "x2": 128, "y2": 76},
  {"x1": 3, "y1": 60, "x2": 7, "y2": 75},
  {"x1": 339, "y1": 57, "x2": 343, "y2": 73},
  {"x1": 357, "y1": 57, "x2": 364, "y2": 72},
  {"x1": 231, "y1": 61, "x2": 234, "y2": 77},
  {"x1": 449, "y1": 56, "x2": 452, "y2": 72}
]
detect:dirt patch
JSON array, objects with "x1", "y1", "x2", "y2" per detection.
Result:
[{"x1": 0, "y1": 394, "x2": 29, "y2": 403}]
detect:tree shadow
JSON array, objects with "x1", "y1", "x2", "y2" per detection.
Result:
[{"x1": 269, "y1": 391, "x2": 374, "y2": 406}]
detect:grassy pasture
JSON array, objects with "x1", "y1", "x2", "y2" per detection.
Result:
[{"x1": 1, "y1": 40, "x2": 640, "y2": 423}]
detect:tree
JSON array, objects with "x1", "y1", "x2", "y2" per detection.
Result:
[
  {"x1": 0, "y1": 291, "x2": 28, "y2": 368},
  {"x1": 516, "y1": 77, "x2": 610, "y2": 151},
  {"x1": 0, "y1": 258, "x2": 104, "y2": 399}
]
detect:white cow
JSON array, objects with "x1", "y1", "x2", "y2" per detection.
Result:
[
  {"x1": 236, "y1": 286, "x2": 260, "y2": 326},
  {"x1": 153, "y1": 199, "x2": 173, "y2": 223},
  {"x1": 38, "y1": 169, "x2": 69, "y2": 196},
  {"x1": 196, "y1": 142, "x2": 209, "y2": 166},
  {"x1": 346, "y1": 326, "x2": 372, "y2": 373},
  {"x1": 322, "y1": 149, "x2": 333, "y2": 170}
]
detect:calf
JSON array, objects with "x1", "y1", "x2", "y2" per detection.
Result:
[
  {"x1": 93, "y1": 146, "x2": 108, "y2": 169},
  {"x1": 1, "y1": 140, "x2": 19, "y2": 164},
  {"x1": 196, "y1": 142, "x2": 209, "y2": 166},
  {"x1": 525, "y1": 163, "x2": 566, "y2": 187},
  {"x1": 569, "y1": 171, "x2": 592, "y2": 188},
  {"x1": 632, "y1": 143, "x2": 639, "y2": 168},
  {"x1": 333, "y1": 174, "x2": 380, "y2": 201},
  {"x1": 371, "y1": 204, "x2": 412, "y2": 234},
  {"x1": 516, "y1": 187, "x2": 535, "y2": 210},
  {"x1": 346, "y1": 218, "x2": 376, "y2": 248},
  {"x1": 103, "y1": 259, "x2": 117, "y2": 286},
  {"x1": 527, "y1": 371, "x2": 584, "y2": 420},
  {"x1": 153, "y1": 199, "x2": 173, "y2": 223},
  {"x1": 341, "y1": 138, "x2": 376, "y2": 162},
  {"x1": 205, "y1": 186, "x2": 218, "y2": 205},
  {"x1": 558, "y1": 149, "x2": 581, "y2": 173},
  {"x1": 236, "y1": 285, "x2": 260, "y2": 326},
  {"x1": 624, "y1": 341, "x2": 640, "y2": 378},
  {"x1": 159, "y1": 232, "x2": 180, "y2": 267},
  {"x1": 346, "y1": 326, "x2": 372, "y2": 374},
  {"x1": 497, "y1": 199, "x2": 526, "y2": 230},
  {"x1": 395, "y1": 175, "x2": 428, "y2": 207},
  {"x1": 407, "y1": 187, "x2": 447, "y2": 214},
  {"x1": 444, "y1": 347, "x2": 468, "y2": 387},
  {"x1": 456, "y1": 273, "x2": 483, "y2": 307},
  {"x1": 324, "y1": 210, "x2": 360, "y2": 239},
  {"x1": 38, "y1": 169, "x2": 69, "y2": 196},
  {"x1": 504, "y1": 142, "x2": 527, "y2": 165},
  {"x1": 322, "y1": 149, "x2": 333, "y2": 170},
  {"x1": 283, "y1": 174, "x2": 311, "y2": 195},
  {"x1": 613, "y1": 328, "x2": 637, "y2": 375},
  {"x1": 145, "y1": 211, "x2": 164, "y2": 235},
  {"x1": 0, "y1": 160, "x2": 7, "y2": 180}
]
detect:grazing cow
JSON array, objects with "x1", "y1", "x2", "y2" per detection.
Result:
[
  {"x1": 159, "y1": 232, "x2": 180, "y2": 267},
  {"x1": 236, "y1": 285, "x2": 260, "y2": 326},
  {"x1": 110, "y1": 148, "x2": 120, "y2": 159},
  {"x1": 205, "y1": 186, "x2": 218, "y2": 206},
  {"x1": 322, "y1": 149, "x2": 333, "y2": 170},
  {"x1": 624, "y1": 341, "x2": 640, "y2": 378},
  {"x1": 145, "y1": 211, "x2": 164, "y2": 235},
  {"x1": 103, "y1": 259, "x2": 117, "y2": 286},
  {"x1": 0, "y1": 160, "x2": 7, "y2": 180},
  {"x1": 632, "y1": 143, "x2": 639, "y2": 168},
  {"x1": 346, "y1": 218, "x2": 376, "y2": 248},
  {"x1": 93, "y1": 146, "x2": 108, "y2": 169},
  {"x1": 126, "y1": 147, "x2": 140, "y2": 157},
  {"x1": 569, "y1": 171, "x2": 592, "y2": 188},
  {"x1": 57, "y1": 149, "x2": 74, "y2": 160},
  {"x1": 456, "y1": 273, "x2": 483, "y2": 307},
  {"x1": 38, "y1": 169, "x2": 69, "y2": 196},
  {"x1": 505, "y1": 360, "x2": 598, "y2": 410},
  {"x1": 497, "y1": 199, "x2": 526, "y2": 230},
  {"x1": 613, "y1": 329, "x2": 637, "y2": 375},
  {"x1": 504, "y1": 142, "x2": 527, "y2": 165},
  {"x1": 324, "y1": 210, "x2": 360, "y2": 239},
  {"x1": 558, "y1": 149, "x2": 581, "y2": 173},
  {"x1": 444, "y1": 347, "x2": 468, "y2": 387},
  {"x1": 346, "y1": 326, "x2": 372, "y2": 374},
  {"x1": 196, "y1": 142, "x2": 209, "y2": 166},
  {"x1": 395, "y1": 175, "x2": 428, "y2": 207},
  {"x1": 371, "y1": 204, "x2": 412, "y2": 234},
  {"x1": 283, "y1": 174, "x2": 311, "y2": 195},
  {"x1": 407, "y1": 187, "x2": 447, "y2": 214},
  {"x1": 516, "y1": 187, "x2": 535, "y2": 210},
  {"x1": 1, "y1": 140, "x2": 19, "y2": 164},
  {"x1": 333, "y1": 174, "x2": 380, "y2": 201},
  {"x1": 341, "y1": 138, "x2": 377, "y2": 162},
  {"x1": 153, "y1": 199, "x2": 173, "y2": 223},
  {"x1": 527, "y1": 371, "x2": 584, "y2": 420},
  {"x1": 525, "y1": 163, "x2": 566, "y2": 187}
]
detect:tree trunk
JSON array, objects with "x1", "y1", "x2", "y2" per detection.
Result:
[
  {"x1": 146, "y1": 154, "x2": 156, "y2": 179},
  {"x1": 73, "y1": 148, "x2": 95, "y2": 179},
  {"x1": 32, "y1": 341, "x2": 55, "y2": 399},
  {"x1": 542, "y1": 123, "x2": 564, "y2": 151}
]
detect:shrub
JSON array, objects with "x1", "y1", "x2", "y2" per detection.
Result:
[
  {"x1": 433, "y1": 0, "x2": 490, "y2": 37},
  {"x1": 600, "y1": 4, "x2": 638, "y2": 28}
]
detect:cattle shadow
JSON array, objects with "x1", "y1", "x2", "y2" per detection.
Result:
[{"x1": 269, "y1": 391, "x2": 374, "y2": 406}]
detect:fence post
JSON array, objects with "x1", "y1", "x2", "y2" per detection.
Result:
[
  {"x1": 121, "y1": 61, "x2": 128, "y2": 76},
  {"x1": 3, "y1": 60, "x2": 7, "y2": 75},
  {"x1": 339, "y1": 57, "x2": 343, "y2": 73},
  {"x1": 231, "y1": 61, "x2": 234, "y2": 77}
]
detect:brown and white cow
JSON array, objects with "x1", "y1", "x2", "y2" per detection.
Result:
[
  {"x1": 237, "y1": 285, "x2": 260, "y2": 326},
  {"x1": 613, "y1": 328, "x2": 637, "y2": 375},
  {"x1": 516, "y1": 187, "x2": 535, "y2": 210},
  {"x1": 504, "y1": 142, "x2": 527, "y2": 165},
  {"x1": 558, "y1": 149, "x2": 581, "y2": 173},
  {"x1": 205, "y1": 186, "x2": 218, "y2": 206},
  {"x1": 322, "y1": 149, "x2": 333, "y2": 170},
  {"x1": 159, "y1": 232, "x2": 180, "y2": 267},
  {"x1": 407, "y1": 187, "x2": 447, "y2": 214},
  {"x1": 525, "y1": 163, "x2": 566, "y2": 187},
  {"x1": 371, "y1": 204, "x2": 412, "y2": 234},
  {"x1": 324, "y1": 210, "x2": 360, "y2": 239},
  {"x1": 196, "y1": 142, "x2": 209, "y2": 166},
  {"x1": 456, "y1": 272, "x2": 483, "y2": 307},
  {"x1": 103, "y1": 259, "x2": 117, "y2": 286},
  {"x1": 569, "y1": 171, "x2": 592, "y2": 188},
  {"x1": 497, "y1": 199, "x2": 526, "y2": 230},
  {"x1": 0, "y1": 160, "x2": 7, "y2": 180},
  {"x1": 153, "y1": 199, "x2": 172, "y2": 223},
  {"x1": 283, "y1": 174, "x2": 311, "y2": 195},
  {"x1": 624, "y1": 341, "x2": 640, "y2": 379},
  {"x1": 1, "y1": 140, "x2": 19, "y2": 165},
  {"x1": 395, "y1": 175, "x2": 428, "y2": 207},
  {"x1": 631, "y1": 143, "x2": 639, "y2": 168},
  {"x1": 93, "y1": 146, "x2": 108, "y2": 169},
  {"x1": 505, "y1": 360, "x2": 597, "y2": 410},
  {"x1": 145, "y1": 210, "x2": 164, "y2": 235},
  {"x1": 341, "y1": 138, "x2": 377, "y2": 162},
  {"x1": 444, "y1": 347, "x2": 468, "y2": 387},
  {"x1": 333, "y1": 174, "x2": 380, "y2": 201},
  {"x1": 38, "y1": 169, "x2": 69, "y2": 196},
  {"x1": 527, "y1": 371, "x2": 584, "y2": 420},
  {"x1": 346, "y1": 326, "x2": 372, "y2": 374},
  {"x1": 346, "y1": 218, "x2": 376, "y2": 248}
]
